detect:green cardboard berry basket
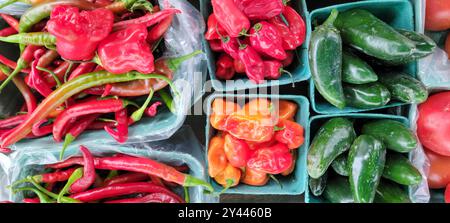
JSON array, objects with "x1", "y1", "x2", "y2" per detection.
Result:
[
  {"x1": 205, "y1": 93, "x2": 310, "y2": 195},
  {"x1": 200, "y1": 0, "x2": 311, "y2": 92},
  {"x1": 304, "y1": 113, "x2": 420, "y2": 203},
  {"x1": 308, "y1": 0, "x2": 417, "y2": 114}
]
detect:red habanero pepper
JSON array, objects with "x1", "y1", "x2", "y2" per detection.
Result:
[
  {"x1": 210, "y1": 98, "x2": 241, "y2": 131},
  {"x1": 204, "y1": 14, "x2": 227, "y2": 40},
  {"x1": 214, "y1": 163, "x2": 241, "y2": 187},
  {"x1": 216, "y1": 54, "x2": 235, "y2": 80},
  {"x1": 274, "y1": 119, "x2": 304, "y2": 149},
  {"x1": 249, "y1": 21, "x2": 286, "y2": 60},
  {"x1": 237, "y1": 44, "x2": 265, "y2": 84},
  {"x1": 104, "y1": 109, "x2": 129, "y2": 143},
  {"x1": 147, "y1": 14, "x2": 174, "y2": 44},
  {"x1": 269, "y1": 16, "x2": 299, "y2": 50},
  {"x1": 102, "y1": 172, "x2": 149, "y2": 186},
  {"x1": 52, "y1": 98, "x2": 132, "y2": 142},
  {"x1": 209, "y1": 39, "x2": 224, "y2": 52},
  {"x1": 0, "y1": 27, "x2": 17, "y2": 37},
  {"x1": 282, "y1": 6, "x2": 306, "y2": 47},
  {"x1": 221, "y1": 36, "x2": 240, "y2": 60},
  {"x1": 0, "y1": 14, "x2": 19, "y2": 31},
  {"x1": 145, "y1": 101, "x2": 162, "y2": 117},
  {"x1": 112, "y1": 8, "x2": 181, "y2": 31},
  {"x1": 241, "y1": 0, "x2": 285, "y2": 20},
  {"x1": 247, "y1": 143, "x2": 293, "y2": 174},
  {"x1": 69, "y1": 146, "x2": 96, "y2": 193},
  {"x1": 98, "y1": 24, "x2": 154, "y2": 74},
  {"x1": 68, "y1": 62, "x2": 96, "y2": 81},
  {"x1": 278, "y1": 100, "x2": 298, "y2": 121},
  {"x1": 105, "y1": 192, "x2": 182, "y2": 203},
  {"x1": 224, "y1": 134, "x2": 251, "y2": 168},
  {"x1": 282, "y1": 51, "x2": 295, "y2": 67},
  {"x1": 264, "y1": 60, "x2": 289, "y2": 80},
  {"x1": 47, "y1": 5, "x2": 114, "y2": 61},
  {"x1": 241, "y1": 167, "x2": 269, "y2": 186},
  {"x1": 211, "y1": 0, "x2": 250, "y2": 37},
  {"x1": 70, "y1": 182, "x2": 184, "y2": 203},
  {"x1": 234, "y1": 59, "x2": 245, "y2": 73},
  {"x1": 224, "y1": 111, "x2": 274, "y2": 142},
  {"x1": 0, "y1": 114, "x2": 26, "y2": 129},
  {"x1": 31, "y1": 119, "x2": 53, "y2": 137}
]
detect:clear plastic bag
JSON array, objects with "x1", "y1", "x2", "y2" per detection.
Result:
[
  {"x1": 0, "y1": 126, "x2": 218, "y2": 203},
  {"x1": 0, "y1": 0, "x2": 207, "y2": 149}
]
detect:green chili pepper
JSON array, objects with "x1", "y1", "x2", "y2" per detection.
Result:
[
  {"x1": 0, "y1": 32, "x2": 56, "y2": 46},
  {"x1": 57, "y1": 167, "x2": 83, "y2": 203},
  {"x1": 26, "y1": 176, "x2": 80, "y2": 203},
  {"x1": 130, "y1": 88, "x2": 154, "y2": 122},
  {"x1": 159, "y1": 88, "x2": 175, "y2": 113}
]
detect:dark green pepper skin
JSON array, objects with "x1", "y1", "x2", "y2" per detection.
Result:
[
  {"x1": 382, "y1": 153, "x2": 422, "y2": 186},
  {"x1": 374, "y1": 180, "x2": 411, "y2": 203},
  {"x1": 334, "y1": 9, "x2": 416, "y2": 64},
  {"x1": 323, "y1": 176, "x2": 354, "y2": 203},
  {"x1": 342, "y1": 50, "x2": 378, "y2": 84},
  {"x1": 331, "y1": 153, "x2": 349, "y2": 177},
  {"x1": 379, "y1": 73, "x2": 428, "y2": 104},
  {"x1": 309, "y1": 9, "x2": 346, "y2": 109},
  {"x1": 309, "y1": 172, "x2": 327, "y2": 196},
  {"x1": 362, "y1": 120, "x2": 417, "y2": 153},
  {"x1": 308, "y1": 117, "x2": 356, "y2": 179},
  {"x1": 388, "y1": 29, "x2": 436, "y2": 65},
  {"x1": 343, "y1": 82, "x2": 391, "y2": 109},
  {"x1": 348, "y1": 135, "x2": 386, "y2": 203}
]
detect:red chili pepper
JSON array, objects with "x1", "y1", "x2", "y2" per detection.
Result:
[
  {"x1": 86, "y1": 120, "x2": 116, "y2": 130},
  {"x1": 102, "y1": 172, "x2": 149, "y2": 186},
  {"x1": 31, "y1": 119, "x2": 53, "y2": 137},
  {"x1": 445, "y1": 183, "x2": 450, "y2": 203},
  {"x1": 70, "y1": 182, "x2": 183, "y2": 203},
  {"x1": 233, "y1": 59, "x2": 245, "y2": 73},
  {"x1": 32, "y1": 167, "x2": 78, "y2": 184},
  {"x1": 52, "y1": 98, "x2": 131, "y2": 142},
  {"x1": 249, "y1": 21, "x2": 286, "y2": 60},
  {"x1": 0, "y1": 54, "x2": 29, "y2": 73},
  {"x1": 69, "y1": 146, "x2": 96, "y2": 193},
  {"x1": 37, "y1": 50, "x2": 59, "y2": 68},
  {"x1": 47, "y1": 5, "x2": 114, "y2": 61},
  {"x1": 221, "y1": 36, "x2": 240, "y2": 60},
  {"x1": 211, "y1": 0, "x2": 250, "y2": 37},
  {"x1": 247, "y1": 143, "x2": 293, "y2": 174},
  {"x1": 0, "y1": 27, "x2": 17, "y2": 37},
  {"x1": 0, "y1": 147, "x2": 11, "y2": 154},
  {"x1": 147, "y1": 14, "x2": 173, "y2": 44},
  {"x1": 0, "y1": 114, "x2": 26, "y2": 129},
  {"x1": 98, "y1": 24, "x2": 154, "y2": 74},
  {"x1": 112, "y1": 8, "x2": 181, "y2": 31},
  {"x1": 145, "y1": 101, "x2": 162, "y2": 117},
  {"x1": 216, "y1": 54, "x2": 235, "y2": 80},
  {"x1": 27, "y1": 50, "x2": 53, "y2": 97},
  {"x1": 67, "y1": 63, "x2": 95, "y2": 81},
  {"x1": 22, "y1": 198, "x2": 40, "y2": 203},
  {"x1": 0, "y1": 13, "x2": 19, "y2": 31},
  {"x1": 282, "y1": 51, "x2": 295, "y2": 66},
  {"x1": 237, "y1": 44, "x2": 265, "y2": 84},
  {"x1": 105, "y1": 192, "x2": 182, "y2": 203},
  {"x1": 209, "y1": 39, "x2": 224, "y2": 52},
  {"x1": 0, "y1": 64, "x2": 36, "y2": 113},
  {"x1": 282, "y1": 6, "x2": 306, "y2": 47},
  {"x1": 241, "y1": 0, "x2": 285, "y2": 20},
  {"x1": 61, "y1": 114, "x2": 99, "y2": 157},
  {"x1": 104, "y1": 109, "x2": 129, "y2": 143},
  {"x1": 204, "y1": 14, "x2": 227, "y2": 40},
  {"x1": 224, "y1": 134, "x2": 251, "y2": 168},
  {"x1": 274, "y1": 119, "x2": 304, "y2": 149},
  {"x1": 264, "y1": 60, "x2": 284, "y2": 79},
  {"x1": 48, "y1": 156, "x2": 213, "y2": 191}
]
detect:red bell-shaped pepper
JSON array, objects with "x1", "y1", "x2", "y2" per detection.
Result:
[
  {"x1": 205, "y1": 14, "x2": 227, "y2": 40},
  {"x1": 249, "y1": 21, "x2": 287, "y2": 60},
  {"x1": 47, "y1": 6, "x2": 114, "y2": 61},
  {"x1": 98, "y1": 24, "x2": 154, "y2": 74},
  {"x1": 247, "y1": 143, "x2": 293, "y2": 174},
  {"x1": 212, "y1": 0, "x2": 250, "y2": 37},
  {"x1": 216, "y1": 54, "x2": 235, "y2": 80},
  {"x1": 237, "y1": 44, "x2": 265, "y2": 84},
  {"x1": 241, "y1": 0, "x2": 286, "y2": 20}
]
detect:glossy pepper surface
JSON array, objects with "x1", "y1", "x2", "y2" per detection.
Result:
[
  {"x1": 208, "y1": 135, "x2": 228, "y2": 178},
  {"x1": 47, "y1": 5, "x2": 114, "y2": 61},
  {"x1": 249, "y1": 21, "x2": 286, "y2": 60},
  {"x1": 240, "y1": 0, "x2": 285, "y2": 20},
  {"x1": 224, "y1": 134, "x2": 251, "y2": 168},
  {"x1": 211, "y1": 0, "x2": 250, "y2": 37},
  {"x1": 247, "y1": 143, "x2": 292, "y2": 174},
  {"x1": 98, "y1": 24, "x2": 154, "y2": 74},
  {"x1": 237, "y1": 44, "x2": 264, "y2": 84},
  {"x1": 216, "y1": 54, "x2": 235, "y2": 80}
]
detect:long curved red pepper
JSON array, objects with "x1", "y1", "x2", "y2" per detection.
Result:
[
  {"x1": 68, "y1": 62, "x2": 96, "y2": 81},
  {"x1": 102, "y1": 172, "x2": 149, "y2": 186},
  {"x1": 70, "y1": 182, "x2": 184, "y2": 203},
  {"x1": 0, "y1": 13, "x2": 19, "y2": 31},
  {"x1": 52, "y1": 98, "x2": 131, "y2": 142},
  {"x1": 31, "y1": 119, "x2": 53, "y2": 137},
  {"x1": 37, "y1": 50, "x2": 59, "y2": 68},
  {"x1": 112, "y1": 8, "x2": 181, "y2": 31},
  {"x1": 0, "y1": 63, "x2": 37, "y2": 113},
  {"x1": 0, "y1": 27, "x2": 17, "y2": 37},
  {"x1": 69, "y1": 146, "x2": 95, "y2": 193},
  {"x1": 87, "y1": 120, "x2": 116, "y2": 130},
  {"x1": 0, "y1": 114, "x2": 26, "y2": 129},
  {"x1": 147, "y1": 14, "x2": 173, "y2": 44},
  {"x1": 60, "y1": 114, "x2": 99, "y2": 160},
  {"x1": 212, "y1": 0, "x2": 250, "y2": 37},
  {"x1": 105, "y1": 192, "x2": 182, "y2": 203},
  {"x1": 104, "y1": 109, "x2": 128, "y2": 143},
  {"x1": 27, "y1": 49, "x2": 53, "y2": 97}
]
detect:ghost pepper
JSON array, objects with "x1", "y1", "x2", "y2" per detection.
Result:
[
  {"x1": 47, "y1": 5, "x2": 114, "y2": 61},
  {"x1": 98, "y1": 24, "x2": 154, "y2": 74}
]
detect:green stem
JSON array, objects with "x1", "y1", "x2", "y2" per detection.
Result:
[
  {"x1": 131, "y1": 88, "x2": 154, "y2": 122},
  {"x1": 64, "y1": 62, "x2": 74, "y2": 83},
  {"x1": 323, "y1": 9, "x2": 339, "y2": 27},
  {"x1": 269, "y1": 174, "x2": 283, "y2": 189},
  {"x1": 37, "y1": 66, "x2": 62, "y2": 88},
  {"x1": 60, "y1": 134, "x2": 75, "y2": 160},
  {"x1": 105, "y1": 170, "x2": 119, "y2": 181},
  {"x1": 0, "y1": 59, "x2": 24, "y2": 93},
  {"x1": 183, "y1": 175, "x2": 214, "y2": 192},
  {"x1": 158, "y1": 88, "x2": 175, "y2": 113},
  {"x1": 166, "y1": 50, "x2": 203, "y2": 71},
  {"x1": 217, "y1": 179, "x2": 233, "y2": 195},
  {"x1": 26, "y1": 176, "x2": 80, "y2": 203},
  {"x1": 14, "y1": 187, "x2": 53, "y2": 203},
  {"x1": 183, "y1": 187, "x2": 190, "y2": 203},
  {"x1": 57, "y1": 167, "x2": 83, "y2": 203}
]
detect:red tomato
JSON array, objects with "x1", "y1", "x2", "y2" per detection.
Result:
[
  {"x1": 274, "y1": 119, "x2": 304, "y2": 149},
  {"x1": 417, "y1": 92, "x2": 450, "y2": 156},
  {"x1": 425, "y1": 0, "x2": 450, "y2": 31},
  {"x1": 224, "y1": 134, "x2": 251, "y2": 168},
  {"x1": 247, "y1": 143, "x2": 292, "y2": 174},
  {"x1": 425, "y1": 149, "x2": 450, "y2": 189}
]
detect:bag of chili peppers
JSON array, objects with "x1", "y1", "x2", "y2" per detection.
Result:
[
  {"x1": 0, "y1": 0, "x2": 206, "y2": 152},
  {"x1": 0, "y1": 126, "x2": 218, "y2": 203}
]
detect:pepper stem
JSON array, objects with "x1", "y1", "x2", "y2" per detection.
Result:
[
  {"x1": 166, "y1": 50, "x2": 203, "y2": 71},
  {"x1": 131, "y1": 88, "x2": 154, "y2": 122},
  {"x1": 0, "y1": 59, "x2": 24, "y2": 93},
  {"x1": 13, "y1": 187, "x2": 53, "y2": 203},
  {"x1": 60, "y1": 134, "x2": 75, "y2": 160},
  {"x1": 184, "y1": 175, "x2": 214, "y2": 192},
  {"x1": 158, "y1": 88, "x2": 175, "y2": 113},
  {"x1": 57, "y1": 167, "x2": 83, "y2": 203},
  {"x1": 269, "y1": 174, "x2": 283, "y2": 189},
  {"x1": 217, "y1": 179, "x2": 233, "y2": 196},
  {"x1": 183, "y1": 187, "x2": 190, "y2": 203},
  {"x1": 26, "y1": 176, "x2": 80, "y2": 203},
  {"x1": 37, "y1": 66, "x2": 62, "y2": 88},
  {"x1": 281, "y1": 68, "x2": 295, "y2": 88},
  {"x1": 323, "y1": 9, "x2": 339, "y2": 27}
]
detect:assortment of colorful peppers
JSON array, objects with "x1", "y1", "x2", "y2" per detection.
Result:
[
  {"x1": 0, "y1": 1, "x2": 200, "y2": 155},
  {"x1": 206, "y1": 0, "x2": 306, "y2": 83},
  {"x1": 6, "y1": 145, "x2": 212, "y2": 203},
  {"x1": 208, "y1": 98, "x2": 304, "y2": 188}
]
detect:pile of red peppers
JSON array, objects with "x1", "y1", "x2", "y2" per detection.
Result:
[
  {"x1": 208, "y1": 98, "x2": 304, "y2": 188},
  {"x1": 205, "y1": 0, "x2": 306, "y2": 83},
  {"x1": 7, "y1": 145, "x2": 213, "y2": 203},
  {"x1": 0, "y1": 1, "x2": 201, "y2": 155}
]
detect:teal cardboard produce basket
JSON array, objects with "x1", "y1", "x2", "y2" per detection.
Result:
[
  {"x1": 308, "y1": 0, "x2": 418, "y2": 114},
  {"x1": 304, "y1": 113, "x2": 419, "y2": 203},
  {"x1": 205, "y1": 93, "x2": 310, "y2": 195},
  {"x1": 200, "y1": 0, "x2": 311, "y2": 92}
]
